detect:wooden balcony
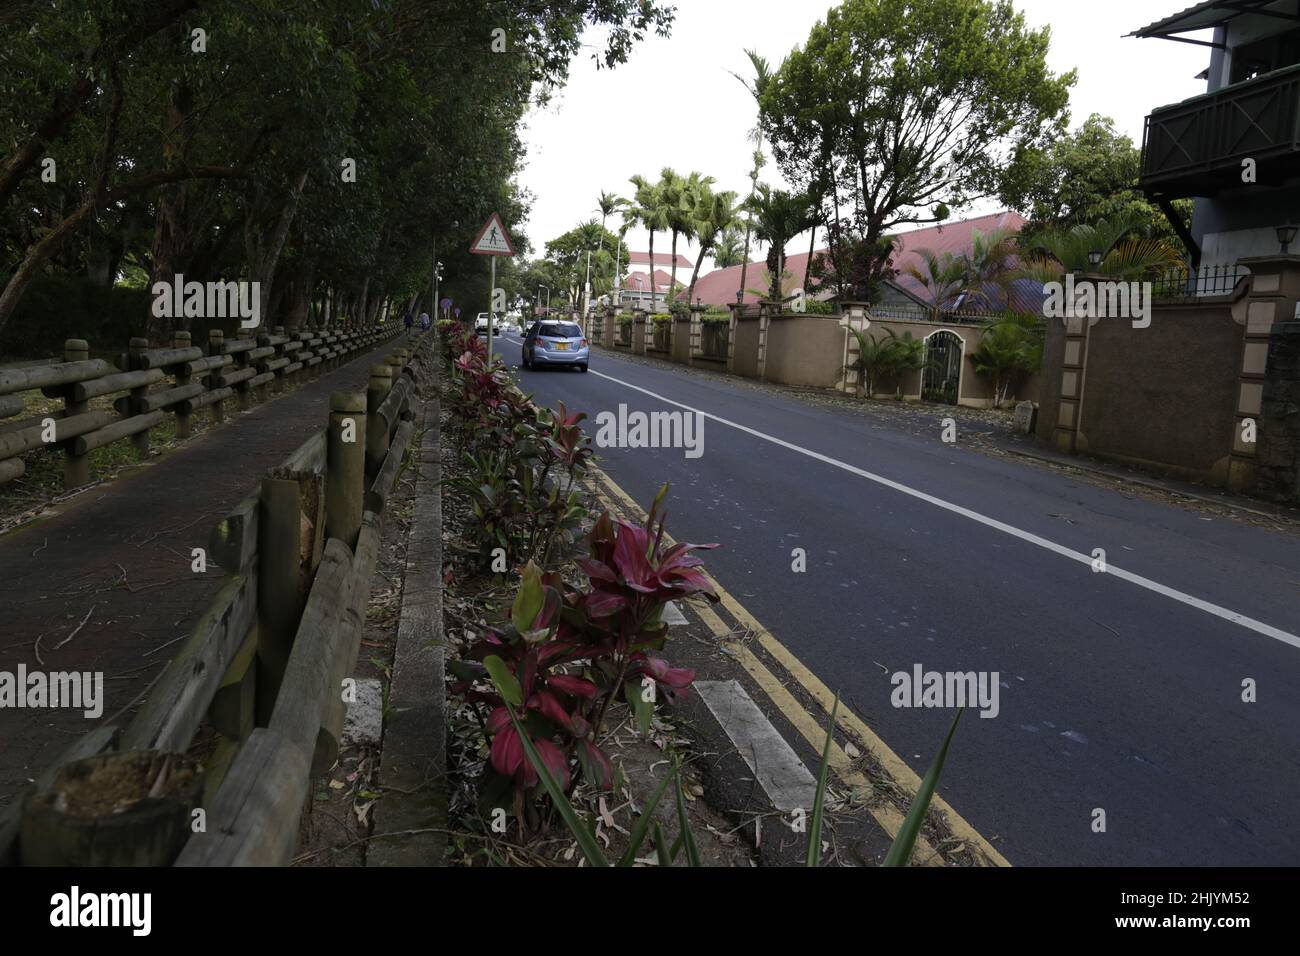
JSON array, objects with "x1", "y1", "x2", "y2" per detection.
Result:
[{"x1": 1141, "y1": 62, "x2": 1300, "y2": 198}]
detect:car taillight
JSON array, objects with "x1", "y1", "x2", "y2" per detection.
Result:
[{"x1": 579, "y1": 338, "x2": 588, "y2": 347}]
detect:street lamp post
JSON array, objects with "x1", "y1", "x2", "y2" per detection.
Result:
[{"x1": 583, "y1": 249, "x2": 593, "y2": 321}]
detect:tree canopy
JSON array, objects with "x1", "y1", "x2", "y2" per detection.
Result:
[
  {"x1": 759, "y1": 0, "x2": 1074, "y2": 301},
  {"x1": 1000, "y1": 113, "x2": 1193, "y2": 248},
  {"x1": 0, "y1": 0, "x2": 673, "y2": 347}
]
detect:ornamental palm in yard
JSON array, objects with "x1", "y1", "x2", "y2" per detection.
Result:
[
  {"x1": 842, "y1": 327, "x2": 904, "y2": 398},
  {"x1": 970, "y1": 312, "x2": 1044, "y2": 407},
  {"x1": 903, "y1": 249, "x2": 967, "y2": 321},
  {"x1": 1017, "y1": 213, "x2": 1183, "y2": 282},
  {"x1": 747, "y1": 184, "x2": 817, "y2": 303}
]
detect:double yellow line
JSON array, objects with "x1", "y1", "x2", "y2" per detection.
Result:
[{"x1": 590, "y1": 462, "x2": 1010, "y2": 868}]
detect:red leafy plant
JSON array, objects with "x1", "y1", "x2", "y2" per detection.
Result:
[{"x1": 450, "y1": 485, "x2": 718, "y2": 801}]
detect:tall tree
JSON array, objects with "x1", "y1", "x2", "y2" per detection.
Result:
[
  {"x1": 1001, "y1": 113, "x2": 1192, "y2": 247},
  {"x1": 729, "y1": 49, "x2": 773, "y2": 305},
  {"x1": 623, "y1": 174, "x2": 669, "y2": 311},
  {"x1": 760, "y1": 0, "x2": 1073, "y2": 301},
  {"x1": 685, "y1": 187, "x2": 741, "y2": 305},
  {"x1": 747, "y1": 185, "x2": 815, "y2": 303}
]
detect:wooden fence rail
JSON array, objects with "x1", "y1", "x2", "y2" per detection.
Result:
[
  {"x1": 0, "y1": 321, "x2": 406, "y2": 491},
  {"x1": 0, "y1": 332, "x2": 432, "y2": 867}
]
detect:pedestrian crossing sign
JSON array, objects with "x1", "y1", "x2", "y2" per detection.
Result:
[{"x1": 469, "y1": 212, "x2": 515, "y2": 256}]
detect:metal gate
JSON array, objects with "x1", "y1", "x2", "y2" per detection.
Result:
[{"x1": 922, "y1": 330, "x2": 962, "y2": 404}]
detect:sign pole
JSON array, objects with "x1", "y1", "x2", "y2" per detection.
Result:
[
  {"x1": 469, "y1": 211, "x2": 515, "y2": 367},
  {"x1": 488, "y1": 254, "x2": 496, "y2": 362}
]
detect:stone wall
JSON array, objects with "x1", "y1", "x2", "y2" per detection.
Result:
[
  {"x1": 1259, "y1": 322, "x2": 1300, "y2": 499},
  {"x1": 764, "y1": 315, "x2": 846, "y2": 388},
  {"x1": 1033, "y1": 258, "x2": 1300, "y2": 498}
]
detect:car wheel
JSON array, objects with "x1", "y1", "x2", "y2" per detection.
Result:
[{"x1": 579, "y1": 363, "x2": 588, "y2": 373}]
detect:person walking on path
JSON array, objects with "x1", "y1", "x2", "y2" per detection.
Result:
[
  {"x1": 404, "y1": 309, "x2": 414, "y2": 335},
  {"x1": 419, "y1": 311, "x2": 431, "y2": 331}
]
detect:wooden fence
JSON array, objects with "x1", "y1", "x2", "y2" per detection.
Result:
[
  {"x1": 0, "y1": 322, "x2": 404, "y2": 491},
  {"x1": 0, "y1": 333, "x2": 433, "y2": 867}
]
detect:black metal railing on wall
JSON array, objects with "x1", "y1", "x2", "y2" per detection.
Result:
[{"x1": 1150, "y1": 263, "x2": 1250, "y2": 301}]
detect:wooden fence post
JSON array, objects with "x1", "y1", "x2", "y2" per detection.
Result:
[
  {"x1": 255, "y1": 471, "x2": 324, "y2": 725},
  {"x1": 366, "y1": 365, "x2": 394, "y2": 484},
  {"x1": 128, "y1": 337, "x2": 151, "y2": 457},
  {"x1": 326, "y1": 391, "x2": 366, "y2": 549},
  {"x1": 61, "y1": 338, "x2": 90, "y2": 488},
  {"x1": 173, "y1": 330, "x2": 193, "y2": 438},
  {"x1": 208, "y1": 329, "x2": 225, "y2": 423}
]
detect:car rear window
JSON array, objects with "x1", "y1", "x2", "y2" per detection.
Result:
[{"x1": 539, "y1": 323, "x2": 581, "y2": 337}]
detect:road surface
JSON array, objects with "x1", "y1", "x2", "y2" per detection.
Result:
[{"x1": 498, "y1": 330, "x2": 1300, "y2": 866}]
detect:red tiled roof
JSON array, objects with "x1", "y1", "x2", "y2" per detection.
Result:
[
  {"x1": 623, "y1": 269, "x2": 677, "y2": 292},
  {"x1": 628, "y1": 251, "x2": 694, "y2": 269},
  {"x1": 689, "y1": 210, "x2": 1029, "y2": 306}
]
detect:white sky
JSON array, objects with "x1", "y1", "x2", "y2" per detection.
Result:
[{"x1": 517, "y1": 0, "x2": 1212, "y2": 270}]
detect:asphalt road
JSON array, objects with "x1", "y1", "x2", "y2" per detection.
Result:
[{"x1": 497, "y1": 330, "x2": 1300, "y2": 867}]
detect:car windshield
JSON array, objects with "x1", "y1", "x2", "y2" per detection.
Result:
[{"x1": 538, "y1": 323, "x2": 581, "y2": 338}]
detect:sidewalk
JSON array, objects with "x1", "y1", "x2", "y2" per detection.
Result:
[{"x1": 0, "y1": 336, "x2": 412, "y2": 810}]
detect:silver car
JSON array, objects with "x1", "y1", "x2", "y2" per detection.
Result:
[{"x1": 521, "y1": 321, "x2": 589, "y2": 372}]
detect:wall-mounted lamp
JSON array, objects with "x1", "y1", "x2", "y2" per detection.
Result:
[
  {"x1": 1087, "y1": 250, "x2": 1103, "y2": 269},
  {"x1": 1277, "y1": 224, "x2": 1298, "y2": 254}
]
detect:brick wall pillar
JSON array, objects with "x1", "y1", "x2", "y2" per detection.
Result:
[
  {"x1": 632, "y1": 310, "x2": 648, "y2": 355},
  {"x1": 837, "y1": 302, "x2": 871, "y2": 393},
  {"x1": 1228, "y1": 255, "x2": 1300, "y2": 489},
  {"x1": 689, "y1": 304, "x2": 704, "y2": 366},
  {"x1": 604, "y1": 305, "x2": 619, "y2": 349},
  {"x1": 757, "y1": 301, "x2": 774, "y2": 380},
  {"x1": 726, "y1": 304, "x2": 739, "y2": 373}
]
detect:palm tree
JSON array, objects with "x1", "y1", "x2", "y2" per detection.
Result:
[
  {"x1": 970, "y1": 312, "x2": 1044, "y2": 407},
  {"x1": 846, "y1": 327, "x2": 927, "y2": 398},
  {"x1": 1017, "y1": 213, "x2": 1183, "y2": 282},
  {"x1": 624, "y1": 175, "x2": 669, "y2": 312},
  {"x1": 597, "y1": 191, "x2": 620, "y2": 253},
  {"x1": 960, "y1": 227, "x2": 1020, "y2": 311},
  {"x1": 747, "y1": 184, "x2": 816, "y2": 303},
  {"x1": 658, "y1": 168, "x2": 714, "y2": 308},
  {"x1": 712, "y1": 226, "x2": 745, "y2": 268},
  {"x1": 730, "y1": 49, "x2": 773, "y2": 305},
  {"x1": 847, "y1": 327, "x2": 899, "y2": 399},
  {"x1": 685, "y1": 187, "x2": 741, "y2": 305},
  {"x1": 903, "y1": 249, "x2": 967, "y2": 321}
]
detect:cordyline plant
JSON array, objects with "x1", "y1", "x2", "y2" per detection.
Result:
[
  {"x1": 450, "y1": 485, "x2": 718, "y2": 810},
  {"x1": 442, "y1": 318, "x2": 594, "y2": 569}
]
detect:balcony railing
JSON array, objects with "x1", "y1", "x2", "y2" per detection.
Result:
[{"x1": 1140, "y1": 62, "x2": 1300, "y2": 197}]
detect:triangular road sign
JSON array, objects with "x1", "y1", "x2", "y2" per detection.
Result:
[{"x1": 469, "y1": 212, "x2": 516, "y2": 256}]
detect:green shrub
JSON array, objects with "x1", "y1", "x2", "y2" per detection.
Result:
[{"x1": 1, "y1": 276, "x2": 152, "y2": 360}]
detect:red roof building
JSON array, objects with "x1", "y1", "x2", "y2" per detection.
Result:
[
  {"x1": 688, "y1": 210, "x2": 1028, "y2": 307},
  {"x1": 627, "y1": 251, "x2": 694, "y2": 271}
]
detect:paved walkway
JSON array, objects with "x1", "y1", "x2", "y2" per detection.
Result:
[{"x1": 0, "y1": 335, "x2": 415, "y2": 809}]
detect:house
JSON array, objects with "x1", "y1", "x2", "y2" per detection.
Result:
[
  {"x1": 625, "y1": 251, "x2": 694, "y2": 280},
  {"x1": 616, "y1": 269, "x2": 678, "y2": 311},
  {"x1": 688, "y1": 210, "x2": 1031, "y2": 310},
  {"x1": 1134, "y1": 0, "x2": 1300, "y2": 268}
]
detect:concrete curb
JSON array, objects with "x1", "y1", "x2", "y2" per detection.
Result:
[
  {"x1": 673, "y1": 680, "x2": 817, "y2": 867},
  {"x1": 367, "y1": 381, "x2": 447, "y2": 866}
]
